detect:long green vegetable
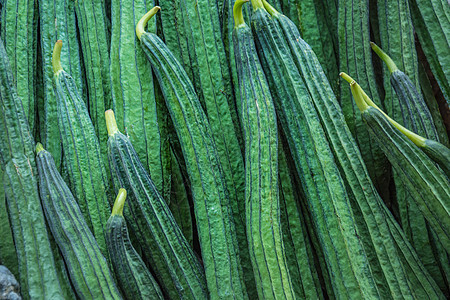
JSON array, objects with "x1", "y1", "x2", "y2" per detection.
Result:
[
  {"x1": 106, "y1": 109, "x2": 208, "y2": 299},
  {"x1": 36, "y1": 144, "x2": 122, "y2": 300},
  {"x1": 52, "y1": 41, "x2": 111, "y2": 256},
  {"x1": 105, "y1": 189, "x2": 164, "y2": 300},
  {"x1": 136, "y1": 8, "x2": 247, "y2": 298},
  {"x1": 233, "y1": 1, "x2": 293, "y2": 298}
]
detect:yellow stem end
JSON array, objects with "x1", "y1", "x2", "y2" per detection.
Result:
[
  {"x1": 262, "y1": 0, "x2": 278, "y2": 16},
  {"x1": 111, "y1": 189, "x2": 127, "y2": 216},
  {"x1": 233, "y1": 0, "x2": 249, "y2": 28},
  {"x1": 105, "y1": 109, "x2": 119, "y2": 136},
  {"x1": 52, "y1": 40, "x2": 63, "y2": 74},
  {"x1": 370, "y1": 42, "x2": 398, "y2": 74},
  {"x1": 136, "y1": 6, "x2": 160, "y2": 40},
  {"x1": 36, "y1": 142, "x2": 45, "y2": 153}
]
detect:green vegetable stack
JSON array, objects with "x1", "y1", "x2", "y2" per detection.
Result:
[{"x1": 0, "y1": 0, "x2": 448, "y2": 299}]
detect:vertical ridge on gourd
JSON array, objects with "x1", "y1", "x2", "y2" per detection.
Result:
[
  {"x1": 136, "y1": 8, "x2": 247, "y2": 297},
  {"x1": 106, "y1": 109, "x2": 208, "y2": 299},
  {"x1": 278, "y1": 142, "x2": 324, "y2": 299},
  {"x1": 249, "y1": 2, "x2": 383, "y2": 298},
  {"x1": 110, "y1": 0, "x2": 169, "y2": 198},
  {"x1": 36, "y1": 144, "x2": 122, "y2": 300},
  {"x1": 169, "y1": 150, "x2": 193, "y2": 246},
  {"x1": 179, "y1": 0, "x2": 249, "y2": 278},
  {"x1": 409, "y1": 0, "x2": 450, "y2": 106},
  {"x1": 0, "y1": 39, "x2": 66, "y2": 300},
  {"x1": 371, "y1": 42, "x2": 449, "y2": 293},
  {"x1": 0, "y1": 0, "x2": 36, "y2": 133},
  {"x1": 343, "y1": 75, "x2": 450, "y2": 256},
  {"x1": 75, "y1": 0, "x2": 113, "y2": 163},
  {"x1": 338, "y1": 0, "x2": 390, "y2": 199},
  {"x1": 37, "y1": 0, "x2": 85, "y2": 169},
  {"x1": 105, "y1": 189, "x2": 164, "y2": 300},
  {"x1": 233, "y1": 1, "x2": 292, "y2": 297},
  {"x1": 295, "y1": 0, "x2": 339, "y2": 95},
  {"x1": 52, "y1": 41, "x2": 111, "y2": 257}
]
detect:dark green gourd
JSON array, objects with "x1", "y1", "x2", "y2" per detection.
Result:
[
  {"x1": 106, "y1": 109, "x2": 208, "y2": 299},
  {"x1": 233, "y1": 1, "x2": 293, "y2": 298},
  {"x1": 36, "y1": 144, "x2": 122, "y2": 300},
  {"x1": 105, "y1": 189, "x2": 164, "y2": 300},
  {"x1": 136, "y1": 7, "x2": 247, "y2": 298}
]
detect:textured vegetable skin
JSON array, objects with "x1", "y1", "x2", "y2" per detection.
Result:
[
  {"x1": 233, "y1": 1, "x2": 293, "y2": 298},
  {"x1": 106, "y1": 109, "x2": 208, "y2": 299},
  {"x1": 0, "y1": 39, "x2": 66, "y2": 300},
  {"x1": 249, "y1": 2, "x2": 381, "y2": 298},
  {"x1": 137, "y1": 7, "x2": 247, "y2": 298},
  {"x1": 36, "y1": 144, "x2": 122, "y2": 300},
  {"x1": 52, "y1": 41, "x2": 111, "y2": 256},
  {"x1": 105, "y1": 189, "x2": 164, "y2": 300}
]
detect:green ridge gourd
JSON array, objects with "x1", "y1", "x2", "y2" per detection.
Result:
[
  {"x1": 249, "y1": 2, "x2": 382, "y2": 298},
  {"x1": 180, "y1": 0, "x2": 250, "y2": 281},
  {"x1": 344, "y1": 76, "x2": 450, "y2": 254},
  {"x1": 169, "y1": 150, "x2": 194, "y2": 246},
  {"x1": 37, "y1": 0, "x2": 85, "y2": 168},
  {"x1": 52, "y1": 41, "x2": 111, "y2": 256},
  {"x1": 278, "y1": 142, "x2": 324, "y2": 299},
  {"x1": 75, "y1": 0, "x2": 113, "y2": 162},
  {"x1": 409, "y1": 0, "x2": 450, "y2": 106},
  {"x1": 105, "y1": 109, "x2": 208, "y2": 299},
  {"x1": 233, "y1": 0, "x2": 292, "y2": 298},
  {"x1": 338, "y1": 0, "x2": 390, "y2": 198},
  {"x1": 371, "y1": 42, "x2": 449, "y2": 293},
  {"x1": 109, "y1": 0, "x2": 169, "y2": 198},
  {"x1": 36, "y1": 144, "x2": 122, "y2": 300},
  {"x1": 260, "y1": 2, "x2": 446, "y2": 298},
  {"x1": 105, "y1": 189, "x2": 164, "y2": 300},
  {"x1": 0, "y1": 0, "x2": 36, "y2": 132},
  {"x1": 136, "y1": 8, "x2": 247, "y2": 298},
  {"x1": 0, "y1": 39, "x2": 66, "y2": 300}
]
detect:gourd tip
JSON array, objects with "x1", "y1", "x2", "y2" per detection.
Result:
[
  {"x1": 233, "y1": 0, "x2": 249, "y2": 28},
  {"x1": 370, "y1": 42, "x2": 398, "y2": 74},
  {"x1": 105, "y1": 109, "x2": 119, "y2": 136},
  {"x1": 136, "y1": 6, "x2": 161, "y2": 40},
  {"x1": 36, "y1": 143, "x2": 45, "y2": 153},
  {"x1": 262, "y1": 0, "x2": 278, "y2": 16},
  {"x1": 112, "y1": 189, "x2": 127, "y2": 216},
  {"x1": 52, "y1": 40, "x2": 63, "y2": 74}
]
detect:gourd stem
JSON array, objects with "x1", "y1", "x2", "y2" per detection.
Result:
[
  {"x1": 370, "y1": 42, "x2": 398, "y2": 74},
  {"x1": 105, "y1": 109, "x2": 119, "y2": 136},
  {"x1": 339, "y1": 72, "x2": 354, "y2": 84},
  {"x1": 136, "y1": 6, "x2": 160, "y2": 40},
  {"x1": 262, "y1": 0, "x2": 278, "y2": 16},
  {"x1": 233, "y1": 0, "x2": 249, "y2": 28},
  {"x1": 36, "y1": 142, "x2": 45, "y2": 153},
  {"x1": 250, "y1": 0, "x2": 264, "y2": 10},
  {"x1": 360, "y1": 89, "x2": 426, "y2": 147},
  {"x1": 111, "y1": 189, "x2": 127, "y2": 216},
  {"x1": 52, "y1": 40, "x2": 63, "y2": 74},
  {"x1": 350, "y1": 82, "x2": 370, "y2": 112}
]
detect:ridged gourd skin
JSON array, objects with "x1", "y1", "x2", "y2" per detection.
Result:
[
  {"x1": 105, "y1": 189, "x2": 164, "y2": 300},
  {"x1": 74, "y1": 0, "x2": 113, "y2": 163},
  {"x1": 52, "y1": 41, "x2": 111, "y2": 257},
  {"x1": 36, "y1": 145, "x2": 122, "y2": 300},
  {"x1": 169, "y1": 150, "x2": 194, "y2": 246},
  {"x1": 0, "y1": 0, "x2": 36, "y2": 133},
  {"x1": 110, "y1": 0, "x2": 170, "y2": 199},
  {"x1": 179, "y1": 0, "x2": 250, "y2": 284},
  {"x1": 137, "y1": 8, "x2": 247, "y2": 298},
  {"x1": 249, "y1": 3, "x2": 383, "y2": 298},
  {"x1": 278, "y1": 142, "x2": 324, "y2": 299},
  {"x1": 36, "y1": 0, "x2": 85, "y2": 169},
  {"x1": 349, "y1": 81, "x2": 450, "y2": 255},
  {"x1": 409, "y1": 0, "x2": 450, "y2": 106},
  {"x1": 338, "y1": 0, "x2": 390, "y2": 198},
  {"x1": 105, "y1": 109, "x2": 208, "y2": 299},
  {"x1": 0, "y1": 39, "x2": 67, "y2": 300},
  {"x1": 233, "y1": 2, "x2": 292, "y2": 298},
  {"x1": 371, "y1": 42, "x2": 449, "y2": 294},
  {"x1": 263, "y1": 3, "x2": 447, "y2": 297}
]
